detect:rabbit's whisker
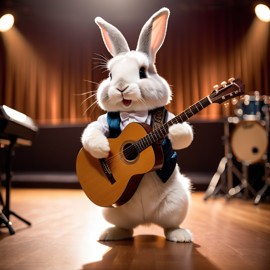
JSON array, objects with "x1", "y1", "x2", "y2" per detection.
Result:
[
  {"x1": 83, "y1": 100, "x2": 99, "y2": 116},
  {"x1": 83, "y1": 79, "x2": 99, "y2": 86},
  {"x1": 81, "y1": 94, "x2": 97, "y2": 106},
  {"x1": 75, "y1": 90, "x2": 98, "y2": 96}
]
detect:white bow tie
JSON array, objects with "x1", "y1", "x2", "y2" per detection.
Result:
[{"x1": 120, "y1": 111, "x2": 148, "y2": 125}]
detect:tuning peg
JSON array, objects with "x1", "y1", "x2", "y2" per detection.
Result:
[
  {"x1": 228, "y1": 77, "x2": 235, "y2": 83},
  {"x1": 213, "y1": 84, "x2": 219, "y2": 91},
  {"x1": 221, "y1": 81, "x2": 227, "y2": 87}
]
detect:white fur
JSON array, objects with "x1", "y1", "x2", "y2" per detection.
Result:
[
  {"x1": 81, "y1": 8, "x2": 194, "y2": 242},
  {"x1": 97, "y1": 51, "x2": 172, "y2": 112},
  {"x1": 169, "y1": 122, "x2": 194, "y2": 150},
  {"x1": 81, "y1": 122, "x2": 110, "y2": 159},
  {"x1": 100, "y1": 167, "x2": 192, "y2": 243}
]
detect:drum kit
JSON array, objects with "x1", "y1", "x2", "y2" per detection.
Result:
[{"x1": 205, "y1": 91, "x2": 270, "y2": 204}]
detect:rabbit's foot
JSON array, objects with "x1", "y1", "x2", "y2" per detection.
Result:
[
  {"x1": 99, "y1": 227, "x2": 133, "y2": 241},
  {"x1": 164, "y1": 228, "x2": 192, "y2": 243}
]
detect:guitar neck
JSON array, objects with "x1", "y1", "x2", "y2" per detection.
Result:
[
  {"x1": 135, "y1": 96, "x2": 212, "y2": 152},
  {"x1": 165, "y1": 96, "x2": 212, "y2": 130}
]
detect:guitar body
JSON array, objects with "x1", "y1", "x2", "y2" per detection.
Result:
[
  {"x1": 76, "y1": 79, "x2": 244, "y2": 207},
  {"x1": 76, "y1": 122, "x2": 164, "y2": 207}
]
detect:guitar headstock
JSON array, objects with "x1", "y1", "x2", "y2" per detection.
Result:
[{"x1": 209, "y1": 78, "x2": 245, "y2": 104}]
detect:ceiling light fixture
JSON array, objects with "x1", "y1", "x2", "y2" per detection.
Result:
[
  {"x1": 255, "y1": 4, "x2": 270, "y2": 22},
  {"x1": 0, "y1": 13, "x2": 14, "y2": 32}
]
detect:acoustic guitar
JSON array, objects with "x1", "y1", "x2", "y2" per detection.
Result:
[{"x1": 76, "y1": 78, "x2": 245, "y2": 207}]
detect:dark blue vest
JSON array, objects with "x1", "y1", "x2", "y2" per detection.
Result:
[{"x1": 107, "y1": 109, "x2": 177, "y2": 183}]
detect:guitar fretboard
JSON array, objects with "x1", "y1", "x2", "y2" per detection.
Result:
[{"x1": 134, "y1": 96, "x2": 211, "y2": 153}]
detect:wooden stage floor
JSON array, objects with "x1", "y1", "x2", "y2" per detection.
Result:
[{"x1": 0, "y1": 189, "x2": 269, "y2": 270}]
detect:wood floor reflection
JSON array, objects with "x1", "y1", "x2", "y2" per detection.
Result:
[
  {"x1": 82, "y1": 236, "x2": 219, "y2": 270},
  {"x1": 0, "y1": 189, "x2": 269, "y2": 270}
]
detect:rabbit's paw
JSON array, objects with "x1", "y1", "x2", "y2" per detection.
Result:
[
  {"x1": 99, "y1": 227, "x2": 133, "y2": 241},
  {"x1": 164, "y1": 228, "x2": 192, "y2": 243},
  {"x1": 86, "y1": 135, "x2": 110, "y2": 159},
  {"x1": 168, "y1": 123, "x2": 193, "y2": 150}
]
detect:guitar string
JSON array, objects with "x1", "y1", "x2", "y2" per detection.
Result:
[
  {"x1": 102, "y1": 97, "x2": 209, "y2": 165},
  {"x1": 103, "y1": 102, "x2": 204, "y2": 168},
  {"x1": 103, "y1": 113, "x2": 181, "y2": 166},
  {"x1": 103, "y1": 127, "x2": 167, "y2": 168},
  {"x1": 103, "y1": 101, "x2": 207, "y2": 168}
]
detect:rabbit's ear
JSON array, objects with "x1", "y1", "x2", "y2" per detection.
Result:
[
  {"x1": 136, "y1": 8, "x2": 170, "y2": 64},
  {"x1": 95, "y1": 17, "x2": 130, "y2": 57}
]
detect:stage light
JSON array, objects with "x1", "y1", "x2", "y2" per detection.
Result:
[
  {"x1": 255, "y1": 4, "x2": 270, "y2": 22},
  {"x1": 0, "y1": 13, "x2": 14, "y2": 32}
]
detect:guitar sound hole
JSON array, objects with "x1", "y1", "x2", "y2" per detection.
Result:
[{"x1": 123, "y1": 143, "x2": 138, "y2": 162}]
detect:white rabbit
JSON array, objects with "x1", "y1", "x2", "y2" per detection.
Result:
[{"x1": 81, "y1": 7, "x2": 194, "y2": 242}]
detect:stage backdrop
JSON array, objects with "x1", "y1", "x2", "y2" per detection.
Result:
[{"x1": 0, "y1": 1, "x2": 269, "y2": 124}]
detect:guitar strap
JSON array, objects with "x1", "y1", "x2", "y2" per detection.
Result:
[
  {"x1": 150, "y1": 107, "x2": 167, "y2": 134},
  {"x1": 150, "y1": 107, "x2": 178, "y2": 183}
]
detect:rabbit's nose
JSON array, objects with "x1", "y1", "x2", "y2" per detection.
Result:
[{"x1": 116, "y1": 86, "x2": 128, "y2": 92}]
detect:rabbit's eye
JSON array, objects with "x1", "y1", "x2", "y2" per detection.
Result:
[
  {"x1": 139, "y1": 67, "x2": 147, "y2": 79},
  {"x1": 109, "y1": 72, "x2": 112, "y2": 80}
]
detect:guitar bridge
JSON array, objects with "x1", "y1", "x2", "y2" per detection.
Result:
[{"x1": 99, "y1": 158, "x2": 116, "y2": 184}]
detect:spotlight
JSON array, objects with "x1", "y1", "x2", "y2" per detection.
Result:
[
  {"x1": 0, "y1": 13, "x2": 14, "y2": 32},
  {"x1": 255, "y1": 4, "x2": 270, "y2": 22}
]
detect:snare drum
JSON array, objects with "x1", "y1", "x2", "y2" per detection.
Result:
[
  {"x1": 235, "y1": 95, "x2": 267, "y2": 120},
  {"x1": 231, "y1": 120, "x2": 268, "y2": 164}
]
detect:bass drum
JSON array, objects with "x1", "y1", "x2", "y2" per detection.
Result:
[{"x1": 231, "y1": 120, "x2": 268, "y2": 164}]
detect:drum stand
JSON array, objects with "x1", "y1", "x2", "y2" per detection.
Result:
[
  {"x1": 205, "y1": 117, "x2": 239, "y2": 199},
  {"x1": 254, "y1": 106, "x2": 270, "y2": 204},
  {"x1": 204, "y1": 117, "x2": 257, "y2": 200},
  {"x1": 226, "y1": 162, "x2": 257, "y2": 199},
  {"x1": 254, "y1": 160, "x2": 270, "y2": 204}
]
